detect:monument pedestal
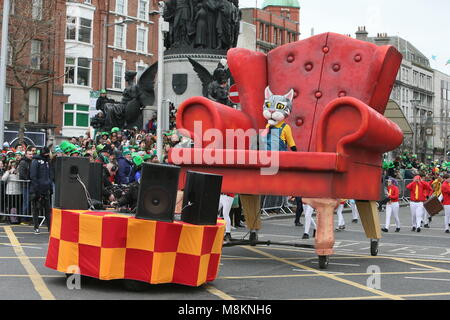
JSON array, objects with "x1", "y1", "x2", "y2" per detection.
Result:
[{"x1": 162, "y1": 50, "x2": 227, "y2": 107}]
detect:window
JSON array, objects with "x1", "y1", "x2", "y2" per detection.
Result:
[
  {"x1": 32, "y1": 0, "x2": 42, "y2": 20},
  {"x1": 64, "y1": 104, "x2": 90, "y2": 128},
  {"x1": 113, "y1": 60, "x2": 125, "y2": 89},
  {"x1": 65, "y1": 16, "x2": 92, "y2": 44},
  {"x1": 136, "y1": 63, "x2": 147, "y2": 80},
  {"x1": 65, "y1": 57, "x2": 91, "y2": 87},
  {"x1": 28, "y1": 88, "x2": 39, "y2": 123},
  {"x1": 66, "y1": 16, "x2": 77, "y2": 40},
  {"x1": 79, "y1": 18, "x2": 92, "y2": 43},
  {"x1": 84, "y1": 0, "x2": 92, "y2": 4},
  {"x1": 259, "y1": 23, "x2": 264, "y2": 40},
  {"x1": 4, "y1": 87, "x2": 11, "y2": 122},
  {"x1": 138, "y1": 0, "x2": 148, "y2": 20},
  {"x1": 30, "y1": 40, "x2": 41, "y2": 69},
  {"x1": 265, "y1": 25, "x2": 269, "y2": 42},
  {"x1": 136, "y1": 27, "x2": 147, "y2": 53},
  {"x1": 116, "y1": 0, "x2": 127, "y2": 15},
  {"x1": 115, "y1": 24, "x2": 125, "y2": 48}
]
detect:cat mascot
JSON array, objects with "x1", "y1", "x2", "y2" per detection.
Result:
[{"x1": 238, "y1": 86, "x2": 298, "y2": 244}]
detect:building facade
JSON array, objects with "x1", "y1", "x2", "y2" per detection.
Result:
[
  {"x1": 240, "y1": 0, "x2": 300, "y2": 53},
  {"x1": 355, "y1": 27, "x2": 437, "y2": 162},
  {"x1": 1, "y1": 0, "x2": 160, "y2": 146},
  {"x1": 434, "y1": 70, "x2": 450, "y2": 160}
]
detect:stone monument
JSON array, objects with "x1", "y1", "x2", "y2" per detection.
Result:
[{"x1": 161, "y1": 0, "x2": 241, "y2": 107}]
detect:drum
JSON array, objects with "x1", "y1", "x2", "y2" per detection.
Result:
[{"x1": 423, "y1": 196, "x2": 444, "y2": 216}]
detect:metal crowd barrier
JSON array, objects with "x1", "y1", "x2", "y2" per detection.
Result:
[
  {"x1": 260, "y1": 195, "x2": 293, "y2": 216},
  {"x1": 0, "y1": 180, "x2": 46, "y2": 226}
]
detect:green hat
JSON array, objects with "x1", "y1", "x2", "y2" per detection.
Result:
[
  {"x1": 70, "y1": 149, "x2": 80, "y2": 155},
  {"x1": 388, "y1": 162, "x2": 395, "y2": 169},
  {"x1": 133, "y1": 156, "x2": 143, "y2": 167},
  {"x1": 407, "y1": 164, "x2": 412, "y2": 169},
  {"x1": 60, "y1": 141, "x2": 71, "y2": 152},
  {"x1": 143, "y1": 154, "x2": 152, "y2": 161},
  {"x1": 101, "y1": 132, "x2": 109, "y2": 136},
  {"x1": 111, "y1": 127, "x2": 120, "y2": 133},
  {"x1": 96, "y1": 144, "x2": 105, "y2": 152},
  {"x1": 123, "y1": 150, "x2": 131, "y2": 156},
  {"x1": 100, "y1": 89, "x2": 107, "y2": 94}
]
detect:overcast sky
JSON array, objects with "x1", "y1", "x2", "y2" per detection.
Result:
[{"x1": 239, "y1": 0, "x2": 450, "y2": 73}]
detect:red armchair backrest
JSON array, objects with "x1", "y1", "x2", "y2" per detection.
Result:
[{"x1": 229, "y1": 32, "x2": 402, "y2": 152}]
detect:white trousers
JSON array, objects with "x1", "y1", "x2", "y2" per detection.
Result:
[
  {"x1": 349, "y1": 200, "x2": 359, "y2": 220},
  {"x1": 219, "y1": 194, "x2": 234, "y2": 233},
  {"x1": 303, "y1": 204, "x2": 316, "y2": 235},
  {"x1": 444, "y1": 205, "x2": 450, "y2": 231},
  {"x1": 385, "y1": 202, "x2": 400, "y2": 229},
  {"x1": 336, "y1": 204, "x2": 345, "y2": 227},
  {"x1": 410, "y1": 201, "x2": 424, "y2": 228}
]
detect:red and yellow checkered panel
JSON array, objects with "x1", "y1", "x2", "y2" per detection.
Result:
[{"x1": 45, "y1": 209, "x2": 225, "y2": 287}]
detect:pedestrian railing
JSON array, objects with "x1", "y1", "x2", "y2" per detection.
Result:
[
  {"x1": 0, "y1": 180, "x2": 46, "y2": 226},
  {"x1": 260, "y1": 195, "x2": 293, "y2": 216}
]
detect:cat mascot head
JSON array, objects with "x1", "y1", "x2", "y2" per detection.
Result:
[{"x1": 263, "y1": 86, "x2": 294, "y2": 126}]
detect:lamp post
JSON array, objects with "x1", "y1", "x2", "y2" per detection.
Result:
[
  {"x1": 0, "y1": 0, "x2": 11, "y2": 146},
  {"x1": 150, "y1": 2, "x2": 166, "y2": 162},
  {"x1": 101, "y1": 18, "x2": 135, "y2": 90}
]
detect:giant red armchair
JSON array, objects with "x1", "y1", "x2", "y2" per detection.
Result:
[{"x1": 169, "y1": 33, "x2": 403, "y2": 267}]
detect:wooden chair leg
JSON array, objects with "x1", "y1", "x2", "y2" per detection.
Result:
[
  {"x1": 355, "y1": 200, "x2": 382, "y2": 240},
  {"x1": 303, "y1": 198, "x2": 339, "y2": 256}
]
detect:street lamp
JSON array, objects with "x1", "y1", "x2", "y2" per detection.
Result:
[
  {"x1": 150, "y1": 2, "x2": 166, "y2": 162},
  {"x1": 0, "y1": 0, "x2": 11, "y2": 146},
  {"x1": 101, "y1": 18, "x2": 135, "y2": 90}
]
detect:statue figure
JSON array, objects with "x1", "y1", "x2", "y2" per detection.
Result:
[
  {"x1": 188, "y1": 57, "x2": 232, "y2": 106},
  {"x1": 193, "y1": 1, "x2": 208, "y2": 49},
  {"x1": 163, "y1": 0, "x2": 176, "y2": 49},
  {"x1": 172, "y1": 0, "x2": 194, "y2": 48},
  {"x1": 231, "y1": 0, "x2": 241, "y2": 48},
  {"x1": 90, "y1": 62, "x2": 158, "y2": 131},
  {"x1": 215, "y1": 0, "x2": 234, "y2": 50}
]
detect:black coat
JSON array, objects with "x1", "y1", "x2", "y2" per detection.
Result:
[
  {"x1": 18, "y1": 157, "x2": 32, "y2": 180},
  {"x1": 30, "y1": 154, "x2": 53, "y2": 195}
]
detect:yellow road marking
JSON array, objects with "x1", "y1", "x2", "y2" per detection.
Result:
[
  {"x1": 390, "y1": 257, "x2": 450, "y2": 273},
  {"x1": 204, "y1": 284, "x2": 236, "y2": 300},
  {"x1": 4, "y1": 226, "x2": 55, "y2": 300},
  {"x1": 243, "y1": 246, "x2": 404, "y2": 300}
]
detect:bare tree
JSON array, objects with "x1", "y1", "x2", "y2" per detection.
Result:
[{"x1": 6, "y1": 0, "x2": 65, "y2": 144}]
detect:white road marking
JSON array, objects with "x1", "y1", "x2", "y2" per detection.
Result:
[
  {"x1": 0, "y1": 243, "x2": 42, "y2": 250},
  {"x1": 405, "y1": 277, "x2": 450, "y2": 282}
]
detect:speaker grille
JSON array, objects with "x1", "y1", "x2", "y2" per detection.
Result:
[{"x1": 142, "y1": 186, "x2": 172, "y2": 217}]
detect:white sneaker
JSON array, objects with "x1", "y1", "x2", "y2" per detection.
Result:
[{"x1": 34, "y1": 228, "x2": 40, "y2": 235}]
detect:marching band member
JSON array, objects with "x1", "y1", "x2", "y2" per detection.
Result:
[
  {"x1": 302, "y1": 204, "x2": 316, "y2": 239},
  {"x1": 382, "y1": 178, "x2": 401, "y2": 233},
  {"x1": 336, "y1": 199, "x2": 346, "y2": 231},
  {"x1": 406, "y1": 175, "x2": 433, "y2": 232},
  {"x1": 441, "y1": 174, "x2": 450, "y2": 234}
]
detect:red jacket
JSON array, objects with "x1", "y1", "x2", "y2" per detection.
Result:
[
  {"x1": 406, "y1": 181, "x2": 433, "y2": 202},
  {"x1": 442, "y1": 181, "x2": 450, "y2": 206},
  {"x1": 387, "y1": 185, "x2": 399, "y2": 202}
]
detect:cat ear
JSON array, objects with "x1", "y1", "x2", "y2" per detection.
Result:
[
  {"x1": 264, "y1": 86, "x2": 273, "y2": 100},
  {"x1": 284, "y1": 89, "x2": 294, "y2": 102}
]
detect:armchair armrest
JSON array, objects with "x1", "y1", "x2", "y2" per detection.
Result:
[
  {"x1": 176, "y1": 96, "x2": 255, "y2": 149},
  {"x1": 317, "y1": 97, "x2": 404, "y2": 166}
]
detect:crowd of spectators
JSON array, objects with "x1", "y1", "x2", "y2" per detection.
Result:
[{"x1": 382, "y1": 151, "x2": 450, "y2": 182}]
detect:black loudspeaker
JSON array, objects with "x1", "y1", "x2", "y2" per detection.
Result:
[
  {"x1": 54, "y1": 157, "x2": 90, "y2": 210},
  {"x1": 181, "y1": 171, "x2": 223, "y2": 225},
  {"x1": 136, "y1": 163, "x2": 180, "y2": 222},
  {"x1": 88, "y1": 162, "x2": 103, "y2": 202}
]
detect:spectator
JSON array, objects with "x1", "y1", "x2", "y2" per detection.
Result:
[
  {"x1": 18, "y1": 149, "x2": 33, "y2": 221},
  {"x1": 2, "y1": 160, "x2": 22, "y2": 224},
  {"x1": 116, "y1": 150, "x2": 134, "y2": 185},
  {"x1": 30, "y1": 147, "x2": 53, "y2": 234}
]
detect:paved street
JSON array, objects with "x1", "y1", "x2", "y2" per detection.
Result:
[{"x1": 1, "y1": 206, "x2": 450, "y2": 301}]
